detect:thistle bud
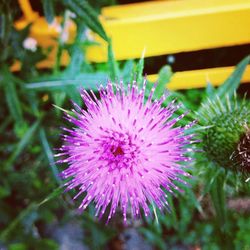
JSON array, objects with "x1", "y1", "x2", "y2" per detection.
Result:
[{"x1": 200, "y1": 95, "x2": 250, "y2": 172}]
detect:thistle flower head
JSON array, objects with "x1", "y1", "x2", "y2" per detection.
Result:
[
  {"x1": 57, "y1": 79, "x2": 195, "y2": 222},
  {"x1": 200, "y1": 94, "x2": 250, "y2": 171}
]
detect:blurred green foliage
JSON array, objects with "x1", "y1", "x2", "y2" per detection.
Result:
[{"x1": 0, "y1": 0, "x2": 250, "y2": 250}]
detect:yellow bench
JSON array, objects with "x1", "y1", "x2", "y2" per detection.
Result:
[{"x1": 13, "y1": 0, "x2": 250, "y2": 90}]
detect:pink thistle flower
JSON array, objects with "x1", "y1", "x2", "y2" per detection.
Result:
[{"x1": 57, "y1": 79, "x2": 196, "y2": 223}]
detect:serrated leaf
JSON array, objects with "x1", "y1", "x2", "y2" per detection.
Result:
[
  {"x1": 63, "y1": 0, "x2": 108, "y2": 41},
  {"x1": 42, "y1": 0, "x2": 55, "y2": 24}
]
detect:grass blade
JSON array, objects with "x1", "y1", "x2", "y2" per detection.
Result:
[
  {"x1": 4, "y1": 119, "x2": 40, "y2": 169},
  {"x1": 38, "y1": 186, "x2": 64, "y2": 207},
  {"x1": 39, "y1": 128, "x2": 61, "y2": 184},
  {"x1": 1, "y1": 66, "x2": 23, "y2": 124},
  {"x1": 0, "y1": 186, "x2": 64, "y2": 241}
]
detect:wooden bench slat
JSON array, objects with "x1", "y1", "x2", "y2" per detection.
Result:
[
  {"x1": 86, "y1": 0, "x2": 250, "y2": 62},
  {"x1": 148, "y1": 65, "x2": 250, "y2": 90}
]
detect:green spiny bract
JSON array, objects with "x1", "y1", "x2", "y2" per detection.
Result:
[{"x1": 199, "y1": 94, "x2": 250, "y2": 171}]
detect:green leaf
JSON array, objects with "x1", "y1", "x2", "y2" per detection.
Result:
[
  {"x1": 0, "y1": 202, "x2": 36, "y2": 241},
  {"x1": 121, "y1": 60, "x2": 135, "y2": 82},
  {"x1": 66, "y1": 44, "x2": 84, "y2": 75},
  {"x1": 0, "y1": 4, "x2": 13, "y2": 55},
  {"x1": 0, "y1": 186, "x2": 63, "y2": 241},
  {"x1": 63, "y1": 0, "x2": 108, "y2": 41},
  {"x1": 42, "y1": 0, "x2": 55, "y2": 24},
  {"x1": 198, "y1": 58, "x2": 248, "y2": 122},
  {"x1": 210, "y1": 171, "x2": 228, "y2": 231},
  {"x1": 25, "y1": 73, "x2": 108, "y2": 91},
  {"x1": 206, "y1": 82, "x2": 215, "y2": 99},
  {"x1": 9, "y1": 243, "x2": 27, "y2": 250},
  {"x1": 53, "y1": 43, "x2": 63, "y2": 74},
  {"x1": 52, "y1": 92, "x2": 66, "y2": 116},
  {"x1": 52, "y1": 104, "x2": 72, "y2": 114},
  {"x1": 39, "y1": 128, "x2": 61, "y2": 184},
  {"x1": 0, "y1": 116, "x2": 12, "y2": 132},
  {"x1": 25, "y1": 91, "x2": 40, "y2": 117},
  {"x1": 4, "y1": 119, "x2": 40, "y2": 169},
  {"x1": 108, "y1": 38, "x2": 119, "y2": 81},
  {"x1": 35, "y1": 239, "x2": 59, "y2": 250},
  {"x1": 217, "y1": 55, "x2": 249, "y2": 100},
  {"x1": 155, "y1": 65, "x2": 172, "y2": 98},
  {"x1": 135, "y1": 49, "x2": 145, "y2": 86},
  {"x1": 201, "y1": 167, "x2": 222, "y2": 197},
  {"x1": 139, "y1": 228, "x2": 165, "y2": 250},
  {"x1": 1, "y1": 67, "x2": 23, "y2": 124},
  {"x1": 75, "y1": 18, "x2": 86, "y2": 41},
  {"x1": 199, "y1": 55, "x2": 250, "y2": 118},
  {"x1": 38, "y1": 186, "x2": 64, "y2": 207},
  {"x1": 167, "y1": 195, "x2": 178, "y2": 230}
]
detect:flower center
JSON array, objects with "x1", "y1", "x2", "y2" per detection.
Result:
[
  {"x1": 111, "y1": 146, "x2": 124, "y2": 156},
  {"x1": 98, "y1": 130, "x2": 140, "y2": 171}
]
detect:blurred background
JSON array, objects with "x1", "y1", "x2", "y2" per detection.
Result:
[{"x1": 0, "y1": 0, "x2": 250, "y2": 249}]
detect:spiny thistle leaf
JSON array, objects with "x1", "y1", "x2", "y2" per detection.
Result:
[
  {"x1": 199, "y1": 55, "x2": 250, "y2": 119},
  {"x1": 62, "y1": 0, "x2": 108, "y2": 41},
  {"x1": 217, "y1": 55, "x2": 250, "y2": 100}
]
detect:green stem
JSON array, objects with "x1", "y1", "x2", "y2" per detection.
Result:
[{"x1": 210, "y1": 170, "x2": 233, "y2": 250}]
